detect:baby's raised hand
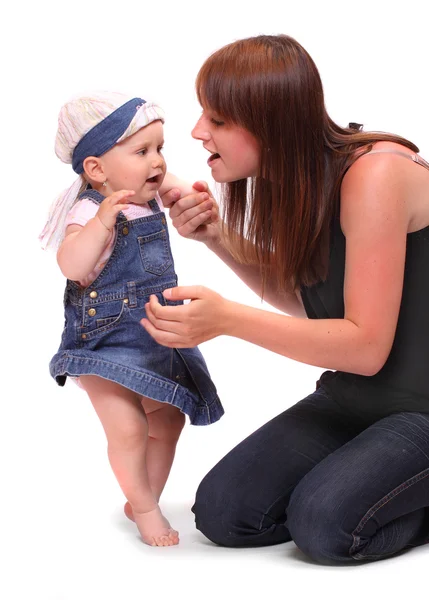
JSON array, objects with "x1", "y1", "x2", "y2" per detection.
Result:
[{"x1": 96, "y1": 190, "x2": 135, "y2": 231}]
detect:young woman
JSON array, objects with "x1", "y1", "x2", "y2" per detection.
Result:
[{"x1": 142, "y1": 35, "x2": 429, "y2": 564}]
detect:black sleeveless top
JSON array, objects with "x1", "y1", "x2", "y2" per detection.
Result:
[{"x1": 300, "y1": 150, "x2": 429, "y2": 419}]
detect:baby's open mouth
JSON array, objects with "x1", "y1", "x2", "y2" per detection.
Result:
[{"x1": 146, "y1": 175, "x2": 160, "y2": 184}]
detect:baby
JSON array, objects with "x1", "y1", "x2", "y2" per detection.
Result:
[{"x1": 40, "y1": 92, "x2": 223, "y2": 546}]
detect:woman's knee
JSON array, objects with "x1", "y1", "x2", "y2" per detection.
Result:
[
  {"x1": 287, "y1": 484, "x2": 354, "y2": 564},
  {"x1": 192, "y1": 469, "x2": 248, "y2": 547}
]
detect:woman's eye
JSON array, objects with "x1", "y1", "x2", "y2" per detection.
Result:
[{"x1": 211, "y1": 117, "x2": 225, "y2": 127}]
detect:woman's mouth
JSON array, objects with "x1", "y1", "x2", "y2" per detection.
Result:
[{"x1": 208, "y1": 153, "x2": 221, "y2": 166}]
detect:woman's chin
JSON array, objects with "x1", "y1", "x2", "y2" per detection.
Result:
[
  {"x1": 212, "y1": 174, "x2": 248, "y2": 184},
  {"x1": 210, "y1": 170, "x2": 238, "y2": 184}
]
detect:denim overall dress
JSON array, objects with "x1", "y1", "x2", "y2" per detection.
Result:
[{"x1": 50, "y1": 189, "x2": 224, "y2": 425}]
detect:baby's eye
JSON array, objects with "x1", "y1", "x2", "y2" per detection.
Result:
[
  {"x1": 211, "y1": 117, "x2": 225, "y2": 127},
  {"x1": 138, "y1": 148, "x2": 147, "y2": 156},
  {"x1": 157, "y1": 145, "x2": 164, "y2": 153}
]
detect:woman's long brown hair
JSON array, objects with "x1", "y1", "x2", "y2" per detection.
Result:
[{"x1": 196, "y1": 35, "x2": 418, "y2": 294}]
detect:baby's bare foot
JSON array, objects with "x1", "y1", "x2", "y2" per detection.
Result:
[
  {"x1": 131, "y1": 504, "x2": 179, "y2": 547},
  {"x1": 124, "y1": 502, "x2": 179, "y2": 547},
  {"x1": 124, "y1": 501, "x2": 134, "y2": 521}
]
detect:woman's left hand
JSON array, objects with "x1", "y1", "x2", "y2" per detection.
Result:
[{"x1": 141, "y1": 286, "x2": 231, "y2": 347}]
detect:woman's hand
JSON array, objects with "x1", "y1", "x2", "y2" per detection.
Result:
[
  {"x1": 141, "y1": 285, "x2": 231, "y2": 348},
  {"x1": 161, "y1": 181, "x2": 221, "y2": 245}
]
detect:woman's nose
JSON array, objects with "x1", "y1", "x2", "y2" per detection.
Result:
[{"x1": 191, "y1": 117, "x2": 210, "y2": 141}]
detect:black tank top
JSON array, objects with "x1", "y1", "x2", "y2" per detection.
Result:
[{"x1": 300, "y1": 150, "x2": 429, "y2": 419}]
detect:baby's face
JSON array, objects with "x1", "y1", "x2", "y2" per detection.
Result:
[{"x1": 101, "y1": 121, "x2": 166, "y2": 204}]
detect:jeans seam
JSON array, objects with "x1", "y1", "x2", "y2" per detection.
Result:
[
  {"x1": 350, "y1": 467, "x2": 429, "y2": 560},
  {"x1": 258, "y1": 488, "x2": 294, "y2": 531}
]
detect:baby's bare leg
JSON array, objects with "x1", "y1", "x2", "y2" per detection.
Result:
[
  {"x1": 124, "y1": 399, "x2": 185, "y2": 520},
  {"x1": 80, "y1": 376, "x2": 179, "y2": 546},
  {"x1": 144, "y1": 399, "x2": 186, "y2": 500}
]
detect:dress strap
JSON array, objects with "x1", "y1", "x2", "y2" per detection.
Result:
[
  {"x1": 148, "y1": 198, "x2": 161, "y2": 213},
  {"x1": 78, "y1": 188, "x2": 104, "y2": 205},
  {"x1": 365, "y1": 149, "x2": 429, "y2": 171}
]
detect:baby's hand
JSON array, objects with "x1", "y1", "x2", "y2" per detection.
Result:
[{"x1": 96, "y1": 190, "x2": 135, "y2": 231}]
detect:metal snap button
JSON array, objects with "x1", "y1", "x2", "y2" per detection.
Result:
[
  {"x1": 123, "y1": 298, "x2": 129, "y2": 304},
  {"x1": 123, "y1": 226, "x2": 129, "y2": 235},
  {"x1": 89, "y1": 290, "x2": 98, "y2": 299},
  {"x1": 88, "y1": 308, "x2": 96, "y2": 317},
  {"x1": 81, "y1": 334, "x2": 87, "y2": 340}
]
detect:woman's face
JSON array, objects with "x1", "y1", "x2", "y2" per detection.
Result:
[{"x1": 191, "y1": 108, "x2": 260, "y2": 183}]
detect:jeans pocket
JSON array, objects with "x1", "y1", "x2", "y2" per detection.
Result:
[{"x1": 138, "y1": 229, "x2": 173, "y2": 276}]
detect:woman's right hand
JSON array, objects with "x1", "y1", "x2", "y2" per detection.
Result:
[{"x1": 161, "y1": 181, "x2": 221, "y2": 245}]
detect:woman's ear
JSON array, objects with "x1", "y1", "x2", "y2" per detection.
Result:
[{"x1": 83, "y1": 156, "x2": 105, "y2": 183}]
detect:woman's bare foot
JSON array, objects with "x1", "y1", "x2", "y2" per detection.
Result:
[{"x1": 125, "y1": 502, "x2": 179, "y2": 546}]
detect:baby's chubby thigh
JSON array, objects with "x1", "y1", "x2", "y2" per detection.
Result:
[{"x1": 141, "y1": 396, "x2": 186, "y2": 442}]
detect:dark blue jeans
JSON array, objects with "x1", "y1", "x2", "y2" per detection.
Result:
[{"x1": 192, "y1": 386, "x2": 429, "y2": 564}]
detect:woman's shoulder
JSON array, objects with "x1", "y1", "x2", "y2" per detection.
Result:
[
  {"x1": 341, "y1": 141, "x2": 429, "y2": 235},
  {"x1": 341, "y1": 141, "x2": 415, "y2": 202},
  {"x1": 348, "y1": 140, "x2": 419, "y2": 172}
]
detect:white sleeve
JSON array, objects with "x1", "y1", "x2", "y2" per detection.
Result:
[{"x1": 65, "y1": 198, "x2": 99, "y2": 228}]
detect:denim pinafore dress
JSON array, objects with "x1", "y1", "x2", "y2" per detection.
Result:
[{"x1": 50, "y1": 189, "x2": 224, "y2": 425}]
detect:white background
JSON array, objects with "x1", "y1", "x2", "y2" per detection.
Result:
[{"x1": 1, "y1": 0, "x2": 428, "y2": 598}]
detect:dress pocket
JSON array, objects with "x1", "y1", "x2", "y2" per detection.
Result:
[
  {"x1": 138, "y1": 229, "x2": 173, "y2": 276},
  {"x1": 80, "y1": 299, "x2": 128, "y2": 340}
]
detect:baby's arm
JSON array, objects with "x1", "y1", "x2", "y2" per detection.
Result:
[
  {"x1": 57, "y1": 219, "x2": 113, "y2": 282},
  {"x1": 57, "y1": 190, "x2": 133, "y2": 282},
  {"x1": 159, "y1": 173, "x2": 198, "y2": 198}
]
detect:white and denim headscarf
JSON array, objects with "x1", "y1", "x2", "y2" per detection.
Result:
[{"x1": 39, "y1": 91, "x2": 165, "y2": 250}]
